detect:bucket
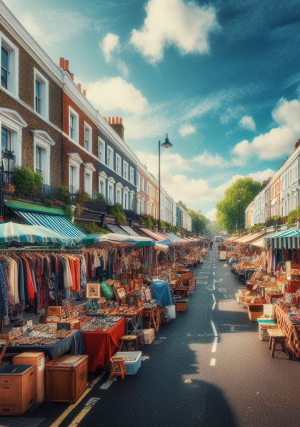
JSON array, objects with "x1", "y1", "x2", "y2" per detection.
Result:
[{"x1": 166, "y1": 305, "x2": 176, "y2": 319}]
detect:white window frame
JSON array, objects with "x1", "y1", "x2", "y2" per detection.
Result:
[
  {"x1": 0, "y1": 32, "x2": 19, "y2": 97},
  {"x1": 34, "y1": 68, "x2": 49, "y2": 120},
  {"x1": 84, "y1": 169, "x2": 93, "y2": 197},
  {"x1": 140, "y1": 177, "x2": 144, "y2": 192},
  {"x1": 116, "y1": 182, "x2": 123, "y2": 204},
  {"x1": 32, "y1": 130, "x2": 55, "y2": 186},
  {"x1": 123, "y1": 160, "x2": 128, "y2": 180},
  {"x1": 98, "y1": 171, "x2": 107, "y2": 199},
  {"x1": 107, "y1": 145, "x2": 114, "y2": 170},
  {"x1": 123, "y1": 187, "x2": 129, "y2": 210},
  {"x1": 84, "y1": 122, "x2": 92, "y2": 153},
  {"x1": 69, "y1": 106, "x2": 79, "y2": 143},
  {"x1": 130, "y1": 166, "x2": 134, "y2": 184},
  {"x1": 108, "y1": 177, "x2": 115, "y2": 205},
  {"x1": 137, "y1": 173, "x2": 140, "y2": 190},
  {"x1": 68, "y1": 152, "x2": 83, "y2": 193},
  {"x1": 116, "y1": 153, "x2": 121, "y2": 175},
  {"x1": 0, "y1": 108, "x2": 27, "y2": 167},
  {"x1": 98, "y1": 137, "x2": 105, "y2": 163},
  {"x1": 130, "y1": 190, "x2": 135, "y2": 210}
]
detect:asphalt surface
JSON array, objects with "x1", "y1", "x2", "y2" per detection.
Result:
[{"x1": 2, "y1": 246, "x2": 300, "y2": 427}]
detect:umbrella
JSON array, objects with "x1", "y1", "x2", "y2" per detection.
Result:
[{"x1": 0, "y1": 222, "x2": 71, "y2": 246}]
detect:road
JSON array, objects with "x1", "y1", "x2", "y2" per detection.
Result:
[{"x1": 2, "y1": 246, "x2": 300, "y2": 427}]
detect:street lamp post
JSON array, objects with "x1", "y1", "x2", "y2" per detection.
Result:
[
  {"x1": 237, "y1": 195, "x2": 241, "y2": 237},
  {"x1": 158, "y1": 134, "x2": 173, "y2": 230}
]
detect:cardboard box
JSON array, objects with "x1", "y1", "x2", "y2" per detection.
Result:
[
  {"x1": 176, "y1": 299, "x2": 189, "y2": 312},
  {"x1": 248, "y1": 303, "x2": 264, "y2": 321},
  {"x1": 143, "y1": 328, "x2": 155, "y2": 344},
  {"x1": 13, "y1": 352, "x2": 45, "y2": 404},
  {"x1": 0, "y1": 365, "x2": 35, "y2": 415}
]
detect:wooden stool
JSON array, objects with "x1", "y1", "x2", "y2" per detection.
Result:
[
  {"x1": 118, "y1": 335, "x2": 138, "y2": 351},
  {"x1": 109, "y1": 356, "x2": 127, "y2": 380},
  {"x1": 143, "y1": 309, "x2": 158, "y2": 332},
  {"x1": 267, "y1": 329, "x2": 289, "y2": 358}
]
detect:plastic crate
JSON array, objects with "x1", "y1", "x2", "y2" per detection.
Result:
[{"x1": 114, "y1": 352, "x2": 142, "y2": 375}]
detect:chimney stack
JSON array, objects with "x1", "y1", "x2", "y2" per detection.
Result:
[
  {"x1": 103, "y1": 117, "x2": 107, "y2": 122},
  {"x1": 64, "y1": 60, "x2": 69, "y2": 71},
  {"x1": 83, "y1": 89, "x2": 86, "y2": 97},
  {"x1": 77, "y1": 83, "x2": 81, "y2": 92},
  {"x1": 295, "y1": 139, "x2": 300, "y2": 151},
  {"x1": 108, "y1": 116, "x2": 125, "y2": 141},
  {"x1": 59, "y1": 57, "x2": 65, "y2": 69},
  {"x1": 70, "y1": 73, "x2": 74, "y2": 80}
]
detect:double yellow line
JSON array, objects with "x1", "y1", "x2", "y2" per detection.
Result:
[{"x1": 50, "y1": 371, "x2": 106, "y2": 427}]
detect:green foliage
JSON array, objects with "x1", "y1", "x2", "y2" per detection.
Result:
[
  {"x1": 178, "y1": 201, "x2": 188, "y2": 212},
  {"x1": 13, "y1": 166, "x2": 43, "y2": 197},
  {"x1": 64, "y1": 205, "x2": 74, "y2": 222},
  {"x1": 287, "y1": 206, "x2": 300, "y2": 227},
  {"x1": 76, "y1": 191, "x2": 91, "y2": 204},
  {"x1": 56, "y1": 185, "x2": 71, "y2": 204},
  {"x1": 44, "y1": 198, "x2": 54, "y2": 207},
  {"x1": 216, "y1": 177, "x2": 262, "y2": 233},
  {"x1": 132, "y1": 192, "x2": 138, "y2": 212},
  {"x1": 187, "y1": 209, "x2": 208, "y2": 235},
  {"x1": 92, "y1": 192, "x2": 106, "y2": 203},
  {"x1": 110, "y1": 203, "x2": 126, "y2": 224},
  {"x1": 76, "y1": 221, "x2": 110, "y2": 235},
  {"x1": 145, "y1": 216, "x2": 153, "y2": 229},
  {"x1": 249, "y1": 223, "x2": 264, "y2": 233}
]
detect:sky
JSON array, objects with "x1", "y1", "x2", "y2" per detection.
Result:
[{"x1": 4, "y1": 0, "x2": 300, "y2": 220}]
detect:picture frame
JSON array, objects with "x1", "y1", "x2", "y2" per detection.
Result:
[
  {"x1": 62, "y1": 299, "x2": 74, "y2": 318},
  {"x1": 86, "y1": 283, "x2": 101, "y2": 299}
]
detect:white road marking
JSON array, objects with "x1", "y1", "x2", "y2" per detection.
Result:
[
  {"x1": 100, "y1": 379, "x2": 116, "y2": 390},
  {"x1": 211, "y1": 337, "x2": 218, "y2": 353},
  {"x1": 210, "y1": 358, "x2": 216, "y2": 366},
  {"x1": 211, "y1": 293, "x2": 216, "y2": 310},
  {"x1": 211, "y1": 320, "x2": 218, "y2": 337},
  {"x1": 85, "y1": 398, "x2": 100, "y2": 407},
  {"x1": 213, "y1": 272, "x2": 215, "y2": 276}
]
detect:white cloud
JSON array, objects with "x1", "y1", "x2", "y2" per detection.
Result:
[
  {"x1": 206, "y1": 207, "x2": 217, "y2": 221},
  {"x1": 100, "y1": 33, "x2": 120, "y2": 63},
  {"x1": 220, "y1": 105, "x2": 244, "y2": 124},
  {"x1": 136, "y1": 151, "x2": 192, "y2": 174},
  {"x1": 19, "y1": 11, "x2": 96, "y2": 46},
  {"x1": 130, "y1": 0, "x2": 219, "y2": 63},
  {"x1": 192, "y1": 151, "x2": 227, "y2": 168},
  {"x1": 86, "y1": 77, "x2": 148, "y2": 114},
  {"x1": 179, "y1": 124, "x2": 196, "y2": 137},
  {"x1": 117, "y1": 61, "x2": 129, "y2": 78},
  {"x1": 238, "y1": 115, "x2": 256, "y2": 131},
  {"x1": 232, "y1": 98, "x2": 300, "y2": 161}
]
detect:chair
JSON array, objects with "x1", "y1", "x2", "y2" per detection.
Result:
[
  {"x1": 0, "y1": 334, "x2": 12, "y2": 369},
  {"x1": 143, "y1": 309, "x2": 158, "y2": 332},
  {"x1": 118, "y1": 335, "x2": 138, "y2": 351},
  {"x1": 267, "y1": 329, "x2": 289, "y2": 358},
  {"x1": 109, "y1": 356, "x2": 127, "y2": 380}
]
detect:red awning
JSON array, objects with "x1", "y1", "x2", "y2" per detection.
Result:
[{"x1": 139, "y1": 228, "x2": 167, "y2": 242}]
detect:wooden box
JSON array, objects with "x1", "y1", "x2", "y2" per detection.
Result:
[
  {"x1": 248, "y1": 303, "x2": 264, "y2": 321},
  {"x1": 13, "y1": 352, "x2": 45, "y2": 404},
  {"x1": 176, "y1": 299, "x2": 189, "y2": 312},
  {"x1": 45, "y1": 354, "x2": 88, "y2": 403},
  {"x1": 0, "y1": 365, "x2": 35, "y2": 415},
  {"x1": 143, "y1": 328, "x2": 155, "y2": 344},
  {"x1": 188, "y1": 278, "x2": 196, "y2": 290},
  {"x1": 48, "y1": 306, "x2": 63, "y2": 318},
  {"x1": 57, "y1": 319, "x2": 80, "y2": 331}
]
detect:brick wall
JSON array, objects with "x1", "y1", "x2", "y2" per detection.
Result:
[{"x1": 0, "y1": 24, "x2": 63, "y2": 186}]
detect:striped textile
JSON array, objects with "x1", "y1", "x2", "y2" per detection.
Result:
[{"x1": 16, "y1": 211, "x2": 85, "y2": 242}]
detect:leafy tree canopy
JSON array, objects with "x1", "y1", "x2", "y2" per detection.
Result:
[{"x1": 216, "y1": 177, "x2": 262, "y2": 233}]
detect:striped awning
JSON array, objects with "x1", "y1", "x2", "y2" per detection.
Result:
[
  {"x1": 265, "y1": 229, "x2": 300, "y2": 250},
  {"x1": 15, "y1": 211, "x2": 85, "y2": 242}
]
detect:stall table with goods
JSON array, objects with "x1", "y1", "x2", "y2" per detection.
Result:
[{"x1": 274, "y1": 302, "x2": 300, "y2": 357}]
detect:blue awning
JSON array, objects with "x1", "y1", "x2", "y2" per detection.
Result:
[{"x1": 15, "y1": 211, "x2": 86, "y2": 242}]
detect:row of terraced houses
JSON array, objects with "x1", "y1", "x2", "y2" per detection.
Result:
[
  {"x1": 245, "y1": 140, "x2": 300, "y2": 228},
  {"x1": 0, "y1": 2, "x2": 192, "y2": 232}
]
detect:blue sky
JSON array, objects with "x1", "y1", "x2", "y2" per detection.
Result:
[{"x1": 4, "y1": 0, "x2": 300, "y2": 219}]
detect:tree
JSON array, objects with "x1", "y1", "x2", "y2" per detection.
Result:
[
  {"x1": 178, "y1": 201, "x2": 188, "y2": 212},
  {"x1": 187, "y1": 209, "x2": 208, "y2": 235},
  {"x1": 216, "y1": 177, "x2": 262, "y2": 233}
]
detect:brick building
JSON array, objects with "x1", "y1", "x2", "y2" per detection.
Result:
[{"x1": 1, "y1": 3, "x2": 63, "y2": 187}]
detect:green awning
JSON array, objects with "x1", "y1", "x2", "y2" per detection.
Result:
[{"x1": 5, "y1": 199, "x2": 65, "y2": 216}]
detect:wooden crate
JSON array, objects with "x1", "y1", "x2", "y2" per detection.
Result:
[
  {"x1": 0, "y1": 365, "x2": 35, "y2": 415},
  {"x1": 188, "y1": 278, "x2": 196, "y2": 290},
  {"x1": 176, "y1": 300, "x2": 188, "y2": 312},
  {"x1": 45, "y1": 355, "x2": 88, "y2": 403},
  {"x1": 248, "y1": 304, "x2": 264, "y2": 321},
  {"x1": 13, "y1": 352, "x2": 45, "y2": 404}
]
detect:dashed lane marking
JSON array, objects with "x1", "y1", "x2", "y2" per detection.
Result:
[
  {"x1": 68, "y1": 398, "x2": 100, "y2": 427},
  {"x1": 211, "y1": 293, "x2": 216, "y2": 310},
  {"x1": 211, "y1": 337, "x2": 218, "y2": 353},
  {"x1": 100, "y1": 379, "x2": 116, "y2": 390},
  {"x1": 210, "y1": 358, "x2": 216, "y2": 366},
  {"x1": 211, "y1": 320, "x2": 218, "y2": 337}
]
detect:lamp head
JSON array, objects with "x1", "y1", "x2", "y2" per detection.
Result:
[{"x1": 161, "y1": 134, "x2": 173, "y2": 149}]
